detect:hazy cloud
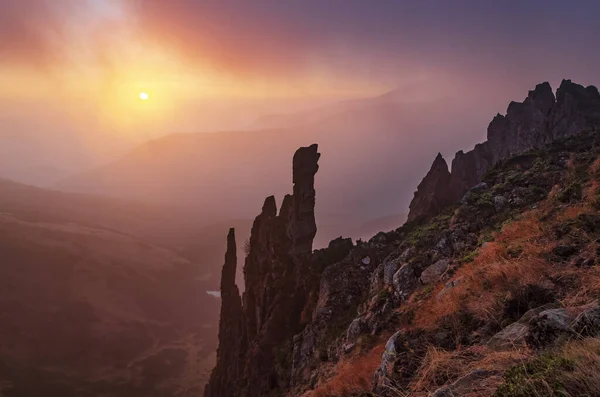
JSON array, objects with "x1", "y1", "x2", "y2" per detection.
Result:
[
  {"x1": 1, "y1": 0, "x2": 599, "y2": 88},
  {"x1": 123, "y1": 0, "x2": 600, "y2": 83},
  {"x1": 0, "y1": 0, "x2": 75, "y2": 67}
]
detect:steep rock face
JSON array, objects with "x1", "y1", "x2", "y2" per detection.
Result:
[
  {"x1": 550, "y1": 79, "x2": 600, "y2": 138},
  {"x1": 407, "y1": 153, "x2": 454, "y2": 222},
  {"x1": 408, "y1": 80, "x2": 600, "y2": 221},
  {"x1": 486, "y1": 82, "x2": 555, "y2": 163},
  {"x1": 203, "y1": 229, "x2": 244, "y2": 397},
  {"x1": 205, "y1": 144, "x2": 323, "y2": 397},
  {"x1": 286, "y1": 144, "x2": 320, "y2": 255},
  {"x1": 290, "y1": 244, "x2": 392, "y2": 388},
  {"x1": 241, "y1": 145, "x2": 321, "y2": 396},
  {"x1": 448, "y1": 142, "x2": 492, "y2": 199}
]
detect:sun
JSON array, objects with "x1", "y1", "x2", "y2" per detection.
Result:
[{"x1": 139, "y1": 92, "x2": 149, "y2": 101}]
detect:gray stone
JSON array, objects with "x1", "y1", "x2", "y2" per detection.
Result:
[
  {"x1": 526, "y1": 308, "x2": 573, "y2": 348},
  {"x1": 472, "y1": 182, "x2": 488, "y2": 191},
  {"x1": 494, "y1": 195, "x2": 507, "y2": 211},
  {"x1": 346, "y1": 317, "x2": 367, "y2": 344},
  {"x1": 383, "y1": 258, "x2": 402, "y2": 286},
  {"x1": 372, "y1": 331, "x2": 403, "y2": 392},
  {"x1": 420, "y1": 259, "x2": 450, "y2": 284},
  {"x1": 519, "y1": 303, "x2": 562, "y2": 324},
  {"x1": 361, "y1": 256, "x2": 371, "y2": 265},
  {"x1": 399, "y1": 247, "x2": 415, "y2": 261},
  {"x1": 392, "y1": 263, "x2": 417, "y2": 302},
  {"x1": 487, "y1": 322, "x2": 529, "y2": 350}
]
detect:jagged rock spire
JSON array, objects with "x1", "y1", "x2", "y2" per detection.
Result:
[
  {"x1": 407, "y1": 153, "x2": 453, "y2": 222},
  {"x1": 205, "y1": 144, "x2": 321, "y2": 397},
  {"x1": 220, "y1": 228, "x2": 237, "y2": 294},
  {"x1": 287, "y1": 143, "x2": 320, "y2": 255},
  {"x1": 408, "y1": 79, "x2": 600, "y2": 222},
  {"x1": 551, "y1": 79, "x2": 600, "y2": 138},
  {"x1": 204, "y1": 228, "x2": 244, "y2": 397}
]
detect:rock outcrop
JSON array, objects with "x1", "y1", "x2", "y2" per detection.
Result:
[
  {"x1": 205, "y1": 144, "x2": 328, "y2": 397},
  {"x1": 486, "y1": 82, "x2": 555, "y2": 164},
  {"x1": 203, "y1": 229, "x2": 244, "y2": 397},
  {"x1": 205, "y1": 80, "x2": 600, "y2": 397},
  {"x1": 407, "y1": 153, "x2": 454, "y2": 222},
  {"x1": 408, "y1": 80, "x2": 600, "y2": 221}
]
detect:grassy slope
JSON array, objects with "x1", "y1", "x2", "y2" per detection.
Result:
[{"x1": 306, "y1": 129, "x2": 600, "y2": 397}]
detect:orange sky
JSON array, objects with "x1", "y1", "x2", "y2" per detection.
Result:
[
  {"x1": 0, "y1": 0, "x2": 399, "y2": 135},
  {"x1": 1, "y1": 0, "x2": 599, "y2": 172}
]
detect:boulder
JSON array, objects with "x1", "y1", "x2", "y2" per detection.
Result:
[
  {"x1": 372, "y1": 331, "x2": 404, "y2": 392},
  {"x1": 370, "y1": 253, "x2": 403, "y2": 295},
  {"x1": 384, "y1": 258, "x2": 402, "y2": 286},
  {"x1": 487, "y1": 322, "x2": 529, "y2": 350},
  {"x1": 399, "y1": 247, "x2": 415, "y2": 261},
  {"x1": 346, "y1": 317, "x2": 367, "y2": 346},
  {"x1": 392, "y1": 263, "x2": 417, "y2": 302},
  {"x1": 526, "y1": 308, "x2": 573, "y2": 348},
  {"x1": 494, "y1": 195, "x2": 507, "y2": 211},
  {"x1": 420, "y1": 259, "x2": 450, "y2": 284},
  {"x1": 472, "y1": 182, "x2": 488, "y2": 191}
]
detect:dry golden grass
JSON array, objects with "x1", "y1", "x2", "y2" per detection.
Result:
[
  {"x1": 414, "y1": 212, "x2": 552, "y2": 329},
  {"x1": 312, "y1": 172, "x2": 600, "y2": 396},
  {"x1": 309, "y1": 342, "x2": 385, "y2": 397},
  {"x1": 407, "y1": 345, "x2": 530, "y2": 396},
  {"x1": 414, "y1": 190, "x2": 600, "y2": 330},
  {"x1": 410, "y1": 346, "x2": 473, "y2": 392},
  {"x1": 556, "y1": 337, "x2": 600, "y2": 393}
]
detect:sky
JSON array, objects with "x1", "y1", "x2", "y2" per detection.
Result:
[
  {"x1": 0, "y1": 0, "x2": 599, "y2": 173},
  {"x1": 3, "y1": 1, "x2": 600, "y2": 98}
]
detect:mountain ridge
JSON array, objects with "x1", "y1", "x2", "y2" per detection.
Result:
[
  {"x1": 408, "y1": 79, "x2": 600, "y2": 222},
  {"x1": 205, "y1": 79, "x2": 600, "y2": 397}
]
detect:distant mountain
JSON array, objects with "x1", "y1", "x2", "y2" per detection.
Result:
[
  {"x1": 0, "y1": 165, "x2": 70, "y2": 187},
  {"x1": 0, "y1": 177, "x2": 253, "y2": 286},
  {"x1": 251, "y1": 85, "x2": 449, "y2": 130},
  {"x1": 57, "y1": 88, "x2": 499, "y2": 244}
]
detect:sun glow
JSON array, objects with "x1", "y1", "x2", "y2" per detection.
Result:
[{"x1": 139, "y1": 92, "x2": 149, "y2": 101}]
